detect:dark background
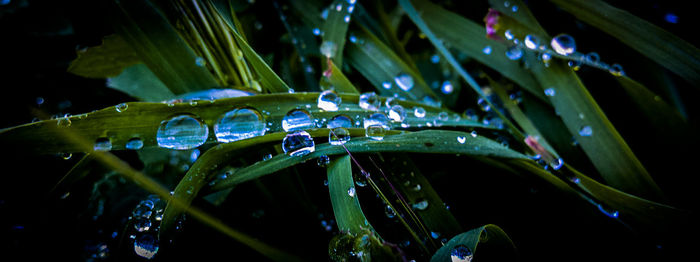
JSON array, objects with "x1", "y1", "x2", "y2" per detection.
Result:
[{"x1": 1, "y1": 0, "x2": 698, "y2": 261}]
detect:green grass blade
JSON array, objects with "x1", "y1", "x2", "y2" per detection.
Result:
[
  {"x1": 323, "y1": 60, "x2": 360, "y2": 94},
  {"x1": 49, "y1": 154, "x2": 95, "y2": 197},
  {"x1": 321, "y1": 0, "x2": 352, "y2": 66},
  {"x1": 107, "y1": 63, "x2": 175, "y2": 102},
  {"x1": 67, "y1": 34, "x2": 141, "y2": 79},
  {"x1": 1, "y1": 93, "x2": 485, "y2": 154},
  {"x1": 109, "y1": 0, "x2": 219, "y2": 95},
  {"x1": 413, "y1": 0, "x2": 546, "y2": 103},
  {"x1": 327, "y1": 155, "x2": 376, "y2": 234},
  {"x1": 550, "y1": 0, "x2": 700, "y2": 86},
  {"x1": 430, "y1": 224, "x2": 517, "y2": 262}
]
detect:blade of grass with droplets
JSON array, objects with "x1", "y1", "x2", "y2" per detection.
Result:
[
  {"x1": 107, "y1": 63, "x2": 175, "y2": 102},
  {"x1": 430, "y1": 224, "x2": 517, "y2": 262},
  {"x1": 109, "y1": 0, "x2": 219, "y2": 95},
  {"x1": 549, "y1": 0, "x2": 700, "y2": 86},
  {"x1": 412, "y1": 0, "x2": 546, "y2": 103},
  {"x1": 327, "y1": 155, "x2": 377, "y2": 234},
  {"x1": 321, "y1": 0, "x2": 352, "y2": 66},
  {"x1": 0, "y1": 93, "x2": 487, "y2": 154},
  {"x1": 346, "y1": 25, "x2": 440, "y2": 104},
  {"x1": 488, "y1": 1, "x2": 665, "y2": 201}
]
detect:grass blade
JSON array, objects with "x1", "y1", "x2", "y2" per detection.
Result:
[
  {"x1": 323, "y1": 60, "x2": 360, "y2": 94},
  {"x1": 327, "y1": 155, "x2": 376, "y2": 234},
  {"x1": 321, "y1": 0, "x2": 352, "y2": 66},
  {"x1": 430, "y1": 224, "x2": 517, "y2": 262},
  {"x1": 107, "y1": 63, "x2": 175, "y2": 102},
  {"x1": 67, "y1": 34, "x2": 141, "y2": 79}
]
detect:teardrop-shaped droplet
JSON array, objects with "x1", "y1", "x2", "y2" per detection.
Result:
[
  {"x1": 282, "y1": 109, "x2": 315, "y2": 132},
  {"x1": 505, "y1": 45, "x2": 523, "y2": 60},
  {"x1": 156, "y1": 115, "x2": 209, "y2": 150},
  {"x1": 116, "y1": 103, "x2": 128, "y2": 112},
  {"x1": 579, "y1": 126, "x2": 593, "y2": 137},
  {"x1": 327, "y1": 115, "x2": 353, "y2": 129},
  {"x1": 551, "y1": 34, "x2": 576, "y2": 55},
  {"x1": 388, "y1": 105, "x2": 406, "y2": 122},
  {"x1": 215, "y1": 108, "x2": 266, "y2": 143},
  {"x1": 358, "y1": 92, "x2": 381, "y2": 111},
  {"x1": 134, "y1": 234, "x2": 159, "y2": 259},
  {"x1": 329, "y1": 127, "x2": 351, "y2": 145},
  {"x1": 450, "y1": 244, "x2": 473, "y2": 262},
  {"x1": 318, "y1": 90, "x2": 342, "y2": 111},
  {"x1": 94, "y1": 137, "x2": 112, "y2": 152},
  {"x1": 126, "y1": 138, "x2": 144, "y2": 150},
  {"x1": 394, "y1": 73, "x2": 414, "y2": 91},
  {"x1": 282, "y1": 130, "x2": 315, "y2": 156}
]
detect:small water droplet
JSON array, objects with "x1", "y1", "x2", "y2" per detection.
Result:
[
  {"x1": 568, "y1": 60, "x2": 582, "y2": 71},
  {"x1": 551, "y1": 34, "x2": 576, "y2": 55},
  {"x1": 388, "y1": 105, "x2": 406, "y2": 122},
  {"x1": 394, "y1": 73, "x2": 414, "y2": 91},
  {"x1": 263, "y1": 153, "x2": 272, "y2": 161},
  {"x1": 313, "y1": 28, "x2": 321, "y2": 36},
  {"x1": 471, "y1": 131, "x2": 478, "y2": 137},
  {"x1": 544, "y1": 88, "x2": 556, "y2": 97},
  {"x1": 412, "y1": 199, "x2": 429, "y2": 210},
  {"x1": 347, "y1": 187, "x2": 356, "y2": 197},
  {"x1": 524, "y1": 35, "x2": 540, "y2": 50},
  {"x1": 504, "y1": 29, "x2": 514, "y2": 40},
  {"x1": 578, "y1": 125, "x2": 593, "y2": 137},
  {"x1": 414, "y1": 107, "x2": 426, "y2": 118},
  {"x1": 317, "y1": 155, "x2": 330, "y2": 167},
  {"x1": 157, "y1": 115, "x2": 209, "y2": 150},
  {"x1": 282, "y1": 130, "x2": 315, "y2": 156},
  {"x1": 441, "y1": 81, "x2": 454, "y2": 94},
  {"x1": 94, "y1": 137, "x2": 112, "y2": 152},
  {"x1": 133, "y1": 218, "x2": 151, "y2": 232},
  {"x1": 343, "y1": 15, "x2": 350, "y2": 23},
  {"x1": 134, "y1": 234, "x2": 159, "y2": 259},
  {"x1": 126, "y1": 138, "x2": 144, "y2": 150},
  {"x1": 477, "y1": 98, "x2": 491, "y2": 111},
  {"x1": 365, "y1": 125, "x2": 386, "y2": 141},
  {"x1": 511, "y1": 5, "x2": 519, "y2": 12},
  {"x1": 358, "y1": 92, "x2": 381, "y2": 111},
  {"x1": 457, "y1": 136, "x2": 466, "y2": 144},
  {"x1": 195, "y1": 57, "x2": 206, "y2": 67},
  {"x1": 450, "y1": 244, "x2": 473, "y2": 262},
  {"x1": 57, "y1": 116, "x2": 71, "y2": 127},
  {"x1": 60, "y1": 153, "x2": 73, "y2": 160},
  {"x1": 585, "y1": 52, "x2": 600, "y2": 64},
  {"x1": 609, "y1": 64, "x2": 625, "y2": 76},
  {"x1": 320, "y1": 41, "x2": 338, "y2": 58},
  {"x1": 282, "y1": 109, "x2": 315, "y2": 132},
  {"x1": 318, "y1": 90, "x2": 342, "y2": 111},
  {"x1": 430, "y1": 54, "x2": 440, "y2": 63},
  {"x1": 550, "y1": 158, "x2": 564, "y2": 170},
  {"x1": 116, "y1": 103, "x2": 128, "y2": 112},
  {"x1": 364, "y1": 112, "x2": 390, "y2": 129},
  {"x1": 541, "y1": 53, "x2": 552, "y2": 64},
  {"x1": 384, "y1": 205, "x2": 396, "y2": 218},
  {"x1": 505, "y1": 45, "x2": 523, "y2": 60},
  {"x1": 430, "y1": 231, "x2": 440, "y2": 239},
  {"x1": 482, "y1": 45, "x2": 492, "y2": 55}
]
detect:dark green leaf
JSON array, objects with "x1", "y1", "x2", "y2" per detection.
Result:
[
  {"x1": 327, "y1": 155, "x2": 376, "y2": 234},
  {"x1": 67, "y1": 34, "x2": 141, "y2": 79},
  {"x1": 107, "y1": 63, "x2": 175, "y2": 102}
]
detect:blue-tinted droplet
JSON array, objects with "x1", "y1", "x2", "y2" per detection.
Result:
[
  {"x1": 126, "y1": 138, "x2": 144, "y2": 150},
  {"x1": 665, "y1": 13, "x2": 679, "y2": 24},
  {"x1": 134, "y1": 234, "x2": 159, "y2": 259},
  {"x1": 347, "y1": 186, "x2": 356, "y2": 197},
  {"x1": 358, "y1": 92, "x2": 381, "y2": 111},
  {"x1": 329, "y1": 127, "x2": 351, "y2": 145},
  {"x1": 394, "y1": 73, "x2": 414, "y2": 91},
  {"x1": 94, "y1": 137, "x2": 112, "y2": 152},
  {"x1": 482, "y1": 45, "x2": 492, "y2": 55},
  {"x1": 215, "y1": 108, "x2": 265, "y2": 143},
  {"x1": 551, "y1": 34, "x2": 576, "y2": 55},
  {"x1": 544, "y1": 88, "x2": 556, "y2": 97},
  {"x1": 156, "y1": 115, "x2": 209, "y2": 150},
  {"x1": 505, "y1": 45, "x2": 523, "y2": 60},
  {"x1": 116, "y1": 103, "x2": 128, "y2": 112},
  {"x1": 524, "y1": 35, "x2": 540, "y2": 49},
  {"x1": 327, "y1": 115, "x2": 353, "y2": 129},
  {"x1": 282, "y1": 109, "x2": 315, "y2": 132},
  {"x1": 450, "y1": 244, "x2": 473, "y2": 262},
  {"x1": 579, "y1": 126, "x2": 593, "y2": 137},
  {"x1": 282, "y1": 131, "x2": 315, "y2": 156},
  {"x1": 318, "y1": 90, "x2": 342, "y2": 111}
]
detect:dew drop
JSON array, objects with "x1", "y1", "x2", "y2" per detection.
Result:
[
  {"x1": 365, "y1": 125, "x2": 386, "y2": 141},
  {"x1": 504, "y1": 29, "x2": 514, "y2": 40},
  {"x1": 215, "y1": 108, "x2": 266, "y2": 143},
  {"x1": 579, "y1": 126, "x2": 593, "y2": 137},
  {"x1": 57, "y1": 116, "x2": 71, "y2": 127},
  {"x1": 263, "y1": 153, "x2": 273, "y2": 161},
  {"x1": 505, "y1": 45, "x2": 523, "y2": 60},
  {"x1": 550, "y1": 158, "x2": 564, "y2": 170},
  {"x1": 282, "y1": 130, "x2": 315, "y2": 156},
  {"x1": 347, "y1": 186, "x2": 356, "y2": 197},
  {"x1": 195, "y1": 57, "x2": 206, "y2": 67},
  {"x1": 156, "y1": 115, "x2": 209, "y2": 150},
  {"x1": 134, "y1": 234, "x2": 159, "y2": 259},
  {"x1": 430, "y1": 54, "x2": 440, "y2": 63},
  {"x1": 384, "y1": 205, "x2": 396, "y2": 218},
  {"x1": 126, "y1": 138, "x2": 144, "y2": 150},
  {"x1": 441, "y1": 81, "x2": 454, "y2": 94},
  {"x1": 358, "y1": 92, "x2": 381, "y2": 111},
  {"x1": 388, "y1": 105, "x2": 406, "y2": 122},
  {"x1": 412, "y1": 199, "x2": 429, "y2": 210},
  {"x1": 116, "y1": 103, "x2": 128, "y2": 112},
  {"x1": 343, "y1": 15, "x2": 350, "y2": 23},
  {"x1": 282, "y1": 109, "x2": 315, "y2": 132},
  {"x1": 544, "y1": 88, "x2": 556, "y2": 97},
  {"x1": 450, "y1": 244, "x2": 473, "y2": 262},
  {"x1": 94, "y1": 137, "x2": 112, "y2": 152},
  {"x1": 457, "y1": 136, "x2": 466, "y2": 144},
  {"x1": 470, "y1": 130, "x2": 478, "y2": 137},
  {"x1": 568, "y1": 60, "x2": 582, "y2": 71},
  {"x1": 413, "y1": 107, "x2": 426, "y2": 118},
  {"x1": 133, "y1": 219, "x2": 151, "y2": 232},
  {"x1": 313, "y1": 28, "x2": 321, "y2": 36},
  {"x1": 482, "y1": 45, "x2": 492, "y2": 55},
  {"x1": 524, "y1": 35, "x2": 540, "y2": 50},
  {"x1": 364, "y1": 112, "x2": 390, "y2": 129},
  {"x1": 327, "y1": 115, "x2": 353, "y2": 129},
  {"x1": 477, "y1": 98, "x2": 491, "y2": 111},
  {"x1": 551, "y1": 34, "x2": 576, "y2": 55},
  {"x1": 609, "y1": 64, "x2": 625, "y2": 76},
  {"x1": 394, "y1": 73, "x2": 414, "y2": 91},
  {"x1": 317, "y1": 155, "x2": 330, "y2": 167},
  {"x1": 61, "y1": 153, "x2": 73, "y2": 160},
  {"x1": 585, "y1": 52, "x2": 600, "y2": 64},
  {"x1": 318, "y1": 90, "x2": 342, "y2": 111}
]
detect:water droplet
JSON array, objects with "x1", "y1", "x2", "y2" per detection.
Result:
[
  {"x1": 477, "y1": 98, "x2": 491, "y2": 111},
  {"x1": 551, "y1": 34, "x2": 576, "y2": 55},
  {"x1": 544, "y1": 88, "x2": 556, "y2": 97},
  {"x1": 213, "y1": 108, "x2": 267, "y2": 143},
  {"x1": 349, "y1": 34, "x2": 358, "y2": 43},
  {"x1": 394, "y1": 73, "x2": 414, "y2": 91},
  {"x1": 156, "y1": 115, "x2": 208, "y2": 150},
  {"x1": 430, "y1": 54, "x2": 440, "y2": 63},
  {"x1": 134, "y1": 234, "x2": 159, "y2": 259},
  {"x1": 505, "y1": 45, "x2": 523, "y2": 60},
  {"x1": 282, "y1": 109, "x2": 314, "y2": 132},
  {"x1": 504, "y1": 29, "x2": 514, "y2": 40},
  {"x1": 504, "y1": 1, "x2": 510, "y2": 7},
  {"x1": 585, "y1": 52, "x2": 600, "y2": 64},
  {"x1": 412, "y1": 199, "x2": 429, "y2": 210},
  {"x1": 665, "y1": 13, "x2": 679, "y2": 24},
  {"x1": 57, "y1": 116, "x2": 71, "y2": 127},
  {"x1": 365, "y1": 125, "x2": 386, "y2": 141},
  {"x1": 441, "y1": 81, "x2": 454, "y2": 94},
  {"x1": 511, "y1": 5, "x2": 519, "y2": 12},
  {"x1": 318, "y1": 90, "x2": 342, "y2": 111},
  {"x1": 61, "y1": 153, "x2": 72, "y2": 160},
  {"x1": 609, "y1": 64, "x2": 625, "y2": 76},
  {"x1": 94, "y1": 137, "x2": 112, "y2": 152},
  {"x1": 579, "y1": 126, "x2": 592, "y2": 137},
  {"x1": 457, "y1": 136, "x2": 466, "y2": 144},
  {"x1": 320, "y1": 41, "x2": 338, "y2": 58},
  {"x1": 116, "y1": 103, "x2": 128, "y2": 112},
  {"x1": 313, "y1": 28, "x2": 321, "y2": 36},
  {"x1": 450, "y1": 245, "x2": 473, "y2": 262},
  {"x1": 471, "y1": 131, "x2": 478, "y2": 137},
  {"x1": 414, "y1": 107, "x2": 426, "y2": 118},
  {"x1": 388, "y1": 105, "x2": 406, "y2": 122},
  {"x1": 541, "y1": 53, "x2": 552, "y2": 63},
  {"x1": 329, "y1": 127, "x2": 351, "y2": 146},
  {"x1": 133, "y1": 218, "x2": 151, "y2": 232},
  {"x1": 438, "y1": 112, "x2": 449, "y2": 121},
  {"x1": 550, "y1": 158, "x2": 564, "y2": 170},
  {"x1": 343, "y1": 15, "x2": 350, "y2": 23},
  {"x1": 282, "y1": 130, "x2": 315, "y2": 156},
  {"x1": 568, "y1": 60, "x2": 582, "y2": 71},
  {"x1": 358, "y1": 92, "x2": 381, "y2": 111},
  {"x1": 126, "y1": 138, "x2": 144, "y2": 150},
  {"x1": 262, "y1": 153, "x2": 273, "y2": 161},
  {"x1": 327, "y1": 115, "x2": 353, "y2": 129},
  {"x1": 347, "y1": 187, "x2": 356, "y2": 197},
  {"x1": 384, "y1": 205, "x2": 396, "y2": 218},
  {"x1": 195, "y1": 57, "x2": 206, "y2": 67},
  {"x1": 364, "y1": 112, "x2": 390, "y2": 129},
  {"x1": 430, "y1": 231, "x2": 440, "y2": 239},
  {"x1": 317, "y1": 155, "x2": 330, "y2": 167},
  {"x1": 36, "y1": 97, "x2": 44, "y2": 105},
  {"x1": 524, "y1": 35, "x2": 540, "y2": 50},
  {"x1": 482, "y1": 45, "x2": 492, "y2": 55}
]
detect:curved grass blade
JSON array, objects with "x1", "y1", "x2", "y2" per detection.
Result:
[
  {"x1": 327, "y1": 155, "x2": 377, "y2": 234},
  {"x1": 109, "y1": 0, "x2": 219, "y2": 95},
  {"x1": 413, "y1": 0, "x2": 546, "y2": 103},
  {"x1": 321, "y1": 0, "x2": 352, "y2": 66},
  {"x1": 1, "y1": 93, "x2": 486, "y2": 155},
  {"x1": 550, "y1": 0, "x2": 700, "y2": 86},
  {"x1": 107, "y1": 63, "x2": 175, "y2": 102},
  {"x1": 431, "y1": 224, "x2": 517, "y2": 262}
]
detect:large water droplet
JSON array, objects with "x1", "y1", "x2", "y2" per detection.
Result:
[
  {"x1": 364, "y1": 112, "x2": 390, "y2": 129},
  {"x1": 394, "y1": 73, "x2": 414, "y2": 91},
  {"x1": 550, "y1": 158, "x2": 564, "y2": 170},
  {"x1": 579, "y1": 126, "x2": 593, "y2": 137},
  {"x1": 329, "y1": 127, "x2": 351, "y2": 145},
  {"x1": 450, "y1": 245, "x2": 473, "y2": 262},
  {"x1": 318, "y1": 90, "x2": 342, "y2": 111},
  {"x1": 215, "y1": 108, "x2": 266, "y2": 143},
  {"x1": 524, "y1": 35, "x2": 540, "y2": 50},
  {"x1": 505, "y1": 45, "x2": 523, "y2": 60},
  {"x1": 358, "y1": 92, "x2": 381, "y2": 111},
  {"x1": 282, "y1": 130, "x2": 315, "y2": 156},
  {"x1": 365, "y1": 125, "x2": 386, "y2": 140},
  {"x1": 134, "y1": 234, "x2": 159, "y2": 259},
  {"x1": 116, "y1": 103, "x2": 128, "y2": 112},
  {"x1": 551, "y1": 34, "x2": 576, "y2": 55},
  {"x1": 388, "y1": 105, "x2": 406, "y2": 122},
  {"x1": 282, "y1": 109, "x2": 315, "y2": 132},
  {"x1": 94, "y1": 137, "x2": 112, "y2": 152},
  {"x1": 327, "y1": 115, "x2": 353, "y2": 129},
  {"x1": 126, "y1": 138, "x2": 144, "y2": 150},
  {"x1": 414, "y1": 107, "x2": 426, "y2": 118},
  {"x1": 156, "y1": 115, "x2": 209, "y2": 150}
]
